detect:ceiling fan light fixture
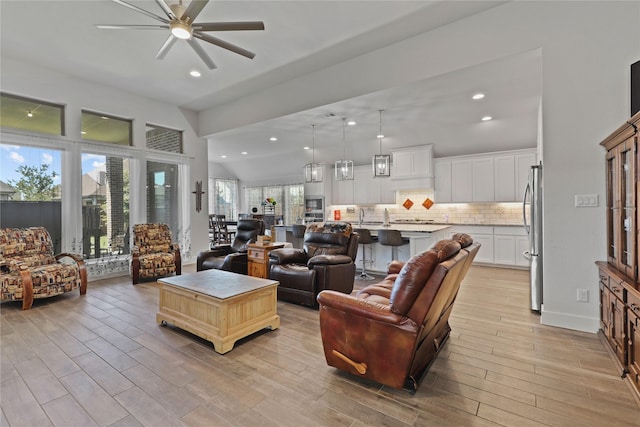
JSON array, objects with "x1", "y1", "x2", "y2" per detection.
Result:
[{"x1": 170, "y1": 21, "x2": 192, "y2": 39}]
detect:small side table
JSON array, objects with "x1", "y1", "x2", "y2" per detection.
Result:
[{"x1": 247, "y1": 242, "x2": 285, "y2": 279}]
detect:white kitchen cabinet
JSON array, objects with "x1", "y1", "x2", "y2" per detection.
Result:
[
  {"x1": 494, "y1": 155, "x2": 516, "y2": 202},
  {"x1": 434, "y1": 158, "x2": 452, "y2": 203},
  {"x1": 473, "y1": 234, "x2": 494, "y2": 263},
  {"x1": 436, "y1": 149, "x2": 536, "y2": 203},
  {"x1": 379, "y1": 174, "x2": 396, "y2": 204},
  {"x1": 472, "y1": 157, "x2": 494, "y2": 202},
  {"x1": 494, "y1": 151, "x2": 537, "y2": 202},
  {"x1": 390, "y1": 145, "x2": 434, "y2": 190},
  {"x1": 451, "y1": 159, "x2": 473, "y2": 202},
  {"x1": 353, "y1": 165, "x2": 395, "y2": 204},
  {"x1": 353, "y1": 166, "x2": 370, "y2": 204},
  {"x1": 494, "y1": 234, "x2": 516, "y2": 265},
  {"x1": 447, "y1": 225, "x2": 494, "y2": 264},
  {"x1": 332, "y1": 175, "x2": 354, "y2": 205},
  {"x1": 391, "y1": 145, "x2": 433, "y2": 179},
  {"x1": 494, "y1": 226, "x2": 528, "y2": 267}
]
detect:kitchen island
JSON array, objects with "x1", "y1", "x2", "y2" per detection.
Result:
[{"x1": 273, "y1": 222, "x2": 452, "y2": 273}]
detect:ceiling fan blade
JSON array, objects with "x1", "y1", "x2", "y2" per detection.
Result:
[
  {"x1": 187, "y1": 38, "x2": 217, "y2": 69},
  {"x1": 111, "y1": 0, "x2": 169, "y2": 24},
  {"x1": 97, "y1": 24, "x2": 169, "y2": 30},
  {"x1": 156, "y1": 35, "x2": 177, "y2": 60},
  {"x1": 154, "y1": 0, "x2": 177, "y2": 20},
  {"x1": 183, "y1": 0, "x2": 209, "y2": 23},
  {"x1": 193, "y1": 32, "x2": 256, "y2": 59},
  {"x1": 194, "y1": 21, "x2": 265, "y2": 32}
]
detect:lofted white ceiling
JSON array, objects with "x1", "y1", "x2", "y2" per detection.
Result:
[{"x1": 0, "y1": 1, "x2": 539, "y2": 183}]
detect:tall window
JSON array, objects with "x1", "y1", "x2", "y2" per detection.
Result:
[
  {"x1": 244, "y1": 184, "x2": 304, "y2": 225},
  {"x1": 147, "y1": 161, "x2": 179, "y2": 237},
  {"x1": 81, "y1": 153, "x2": 130, "y2": 258},
  {"x1": 0, "y1": 93, "x2": 64, "y2": 136},
  {"x1": 0, "y1": 144, "x2": 63, "y2": 252},
  {"x1": 209, "y1": 178, "x2": 238, "y2": 220},
  {"x1": 81, "y1": 110, "x2": 132, "y2": 146}
]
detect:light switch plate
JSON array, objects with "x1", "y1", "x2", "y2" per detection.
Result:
[{"x1": 575, "y1": 194, "x2": 598, "y2": 207}]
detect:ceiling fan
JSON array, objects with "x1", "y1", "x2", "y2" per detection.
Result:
[{"x1": 96, "y1": 0, "x2": 265, "y2": 69}]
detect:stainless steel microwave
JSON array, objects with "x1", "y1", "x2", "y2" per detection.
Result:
[{"x1": 304, "y1": 196, "x2": 324, "y2": 213}]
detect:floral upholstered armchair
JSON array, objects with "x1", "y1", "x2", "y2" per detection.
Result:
[
  {"x1": 0, "y1": 227, "x2": 87, "y2": 310},
  {"x1": 131, "y1": 223, "x2": 181, "y2": 284}
]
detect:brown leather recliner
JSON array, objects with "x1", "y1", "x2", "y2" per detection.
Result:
[
  {"x1": 268, "y1": 222, "x2": 358, "y2": 308},
  {"x1": 196, "y1": 219, "x2": 264, "y2": 274},
  {"x1": 317, "y1": 233, "x2": 480, "y2": 393}
]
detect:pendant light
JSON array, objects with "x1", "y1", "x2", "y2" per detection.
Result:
[
  {"x1": 335, "y1": 118, "x2": 354, "y2": 180},
  {"x1": 372, "y1": 109, "x2": 390, "y2": 177},
  {"x1": 304, "y1": 124, "x2": 323, "y2": 182}
]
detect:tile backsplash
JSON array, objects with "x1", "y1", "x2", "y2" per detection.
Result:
[{"x1": 329, "y1": 191, "x2": 524, "y2": 225}]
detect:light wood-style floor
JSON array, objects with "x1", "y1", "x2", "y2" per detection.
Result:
[{"x1": 1, "y1": 265, "x2": 639, "y2": 426}]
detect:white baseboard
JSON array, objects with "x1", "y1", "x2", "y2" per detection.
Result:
[{"x1": 541, "y1": 310, "x2": 600, "y2": 333}]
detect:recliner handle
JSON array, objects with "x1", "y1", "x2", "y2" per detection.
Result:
[{"x1": 332, "y1": 349, "x2": 367, "y2": 374}]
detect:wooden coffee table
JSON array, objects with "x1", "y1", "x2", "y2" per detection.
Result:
[{"x1": 156, "y1": 269, "x2": 279, "y2": 354}]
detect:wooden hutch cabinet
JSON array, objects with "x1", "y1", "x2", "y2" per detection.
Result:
[{"x1": 597, "y1": 111, "x2": 640, "y2": 399}]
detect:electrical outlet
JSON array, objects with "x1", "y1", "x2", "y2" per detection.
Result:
[{"x1": 577, "y1": 289, "x2": 589, "y2": 302}]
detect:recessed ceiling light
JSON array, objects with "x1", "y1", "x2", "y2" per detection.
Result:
[
  {"x1": 472, "y1": 93, "x2": 485, "y2": 100},
  {"x1": 347, "y1": 120, "x2": 356, "y2": 126},
  {"x1": 481, "y1": 116, "x2": 493, "y2": 121},
  {"x1": 26, "y1": 111, "x2": 33, "y2": 118},
  {"x1": 241, "y1": 151, "x2": 248, "y2": 155},
  {"x1": 221, "y1": 155, "x2": 227, "y2": 158},
  {"x1": 269, "y1": 137, "x2": 277, "y2": 142},
  {"x1": 303, "y1": 146, "x2": 310, "y2": 150},
  {"x1": 101, "y1": 116, "x2": 109, "y2": 120},
  {"x1": 81, "y1": 131, "x2": 87, "y2": 135},
  {"x1": 190, "y1": 70, "x2": 201, "y2": 78}
]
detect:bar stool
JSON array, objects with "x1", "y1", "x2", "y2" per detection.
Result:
[
  {"x1": 291, "y1": 224, "x2": 306, "y2": 249},
  {"x1": 377, "y1": 229, "x2": 410, "y2": 267},
  {"x1": 354, "y1": 228, "x2": 377, "y2": 280}
]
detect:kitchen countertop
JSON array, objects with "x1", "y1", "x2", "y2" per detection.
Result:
[
  {"x1": 274, "y1": 222, "x2": 524, "y2": 232},
  {"x1": 274, "y1": 223, "x2": 451, "y2": 233}
]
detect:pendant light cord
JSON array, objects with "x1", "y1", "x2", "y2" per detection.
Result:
[
  {"x1": 312, "y1": 124, "x2": 316, "y2": 165},
  {"x1": 379, "y1": 109, "x2": 384, "y2": 155},
  {"x1": 342, "y1": 118, "x2": 347, "y2": 160}
]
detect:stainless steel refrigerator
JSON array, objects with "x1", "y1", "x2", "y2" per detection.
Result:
[{"x1": 522, "y1": 163, "x2": 543, "y2": 312}]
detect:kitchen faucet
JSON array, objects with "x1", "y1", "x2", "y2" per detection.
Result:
[{"x1": 358, "y1": 208, "x2": 365, "y2": 226}]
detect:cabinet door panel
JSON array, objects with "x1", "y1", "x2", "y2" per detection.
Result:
[
  {"x1": 494, "y1": 156, "x2": 516, "y2": 202},
  {"x1": 628, "y1": 304, "x2": 640, "y2": 389},
  {"x1": 472, "y1": 157, "x2": 494, "y2": 202},
  {"x1": 434, "y1": 159, "x2": 452, "y2": 203},
  {"x1": 494, "y1": 235, "x2": 516, "y2": 265},
  {"x1": 611, "y1": 293, "x2": 626, "y2": 366},
  {"x1": 473, "y1": 235, "x2": 494, "y2": 263},
  {"x1": 451, "y1": 159, "x2": 472, "y2": 202}
]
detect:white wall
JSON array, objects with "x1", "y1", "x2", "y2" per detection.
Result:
[
  {"x1": 198, "y1": 1, "x2": 640, "y2": 332},
  {"x1": 1, "y1": 56, "x2": 210, "y2": 264}
]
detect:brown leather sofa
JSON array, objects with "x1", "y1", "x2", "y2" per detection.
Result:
[
  {"x1": 268, "y1": 222, "x2": 358, "y2": 308},
  {"x1": 317, "y1": 233, "x2": 480, "y2": 393},
  {"x1": 196, "y1": 219, "x2": 264, "y2": 274}
]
